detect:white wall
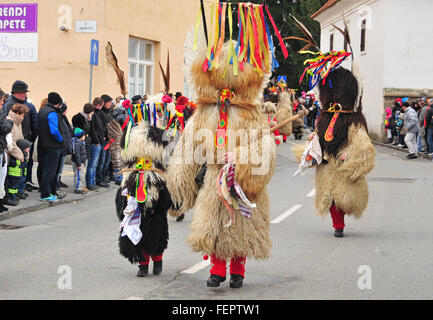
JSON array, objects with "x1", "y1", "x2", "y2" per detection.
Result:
[
  {"x1": 314, "y1": 0, "x2": 386, "y2": 139},
  {"x1": 382, "y1": 0, "x2": 433, "y2": 90}
]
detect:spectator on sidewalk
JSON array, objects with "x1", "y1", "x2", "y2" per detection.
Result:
[
  {"x1": 37, "y1": 92, "x2": 64, "y2": 203},
  {"x1": 72, "y1": 103, "x2": 94, "y2": 165},
  {"x1": 95, "y1": 94, "x2": 113, "y2": 188},
  {"x1": 0, "y1": 111, "x2": 13, "y2": 212},
  {"x1": 16, "y1": 139, "x2": 32, "y2": 200},
  {"x1": 54, "y1": 103, "x2": 73, "y2": 199},
  {"x1": 2, "y1": 81, "x2": 38, "y2": 192},
  {"x1": 71, "y1": 128, "x2": 87, "y2": 194},
  {"x1": 4, "y1": 103, "x2": 29, "y2": 206},
  {"x1": 424, "y1": 102, "x2": 433, "y2": 155},
  {"x1": 417, "y1": 98, "x2": 429, "y2": 154},
  {"x1": 384, "y1": 107, "x2": 396, "y2": 144},
  {"x1": 402, "y1": 102, "x2": 420, "y2": 159},
  {"x1": 86, "y1": 97, "x2": 104, "y2": 190}
]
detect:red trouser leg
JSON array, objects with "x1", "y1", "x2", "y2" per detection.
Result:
[
  {"x1": 330, "y1": 205, "x2": 345, "y2": 230},
  {"x1": 151, "y1": 253, "x2": 163, "y2": 262},
  {"x1": 139, "y1": 250, "x2": 150, "y2": 266},
  {"x1": 229, "y1": 256, "x2": 246, "y2": 277},
  {"x1": 210, "y1": 254, "x2": 227, "y2": 278}
]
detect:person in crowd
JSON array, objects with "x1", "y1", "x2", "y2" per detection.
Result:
[
  {"x1": 2, "y1": 81, "x2": 38, "y2": 192},
  {"x1": 94, "y1": 94, "x2": 113, "y2": 188},
  {"x1": 16, "y1": 139, "x2": 32, "y2": 200},
  {"x1": 71, "y1": 128, "x2": 87, "y2": 194},
  {"x1": 37, "y1": 92, "x2": 64, "y2": 203},
  {"x1": 384, "y1": 107, "x2": 396, "y2": 144},
  {"x1": 87, "y1": 97, "x2": 104, "y2": 190},
  {"x1": 72, "y1": 103, "x2": 94, "y2": 170},
  {"x1": 4, "y1": 103, "x2": 29, "y2": 206},
  {"x1": 424, "y1": 101, "x2": 433, "y2": 156},
  {"x1": 417, "y1": 98, "x2": 429, "y2": 154},
  {"x1": 401, "y1": 102, "x2": 420, "y2": 159},
  {"x1": 54, "y1": 103, "x2": 73, "y2": 199},
  {"x1": 0, "y1": 108, "x2": 13, "y2": 212}
]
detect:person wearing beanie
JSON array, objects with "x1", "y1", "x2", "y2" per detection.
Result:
[
  {"x1": 71, "y1": 128, "x2": 88, "y2": 194},
  {"x1": 15, "y1": 138, "x2": 32, "y2": 200},
  {"x1": 37, "y1": 92, "x2": 64, "y2": 203},
  {"x1": 402, "y1": 101, "x2": 419, "y2": 159},
  {"x1": 87, "y1": 97, "x2": 105, "y2": 190},
  {"x1": 2, "y1": 80, "x2": 38, "y2": 192}
]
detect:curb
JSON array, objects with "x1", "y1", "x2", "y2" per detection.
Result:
[
  {"x1": 372, "y1": 140, "x2": 432, "y2": 160},
  {"x1": 0, "y1": 187, "x2": 117, "y2": 222}
]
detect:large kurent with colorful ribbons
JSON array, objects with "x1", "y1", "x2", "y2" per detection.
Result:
[{"x1": 165, "y1": 1, "x2": 287, "y2": 287}]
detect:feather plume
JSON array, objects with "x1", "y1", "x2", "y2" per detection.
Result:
[
  {"x1": 332, "y1": 14, "x2": 353, "y2": 57},
  {"x1": 105, "y1": 41, "x2": 127, "y2": 97},
  {"x1": 158, "y1": 51, "x2": 170, "y2": 94},
  {"x1": 283, "y1": 14, "x2": 319, "y2": 52}
]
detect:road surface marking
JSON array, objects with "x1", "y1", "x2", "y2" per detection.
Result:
[
  {"x1": 271, "y1": 204, "x2": 303, "y2": 224},
  {"x1": 181, "y1": 259, "x2": 210, "y2": 274},
  {"x1": 306, "y1": 188, "x2": 315, "y2": 197}
]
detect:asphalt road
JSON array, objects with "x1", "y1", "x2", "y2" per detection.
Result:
[{"x1": 1, "y1": 135, "x2": 432, "y2": 300}]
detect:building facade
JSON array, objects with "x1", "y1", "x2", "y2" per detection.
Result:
[
  {"x1": 312, "y1": 0, "x2": 433, "y2": 141},
  {"x1": 0, "y1": 0, "x2": 200, "y2": 115}
]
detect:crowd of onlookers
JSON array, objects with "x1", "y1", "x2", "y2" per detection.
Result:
[
  {"x1": 384, "y1": 97, "x2": 433, "y2": 159},
  {"x1": 0, "y1": 80, "x2": 193, "y2": 211}
]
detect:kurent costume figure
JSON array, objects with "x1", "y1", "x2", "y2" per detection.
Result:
[
  {"x1": 166, "y1": 2, "x2": 288, "y2": 288},
  {"x1": 290, "y1": 17, "x2": 375, "y2": 238},
  {"x1": 114, "y1": 121, "x2": 174, "y2": 277}
]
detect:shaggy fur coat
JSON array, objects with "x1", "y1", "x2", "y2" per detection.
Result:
[
  {"x1": 166, "y1": 32, "x2": 276, "y2": 261},
  {"x1": 294, "y1": 123, "x2": 375, "y2": 218}
]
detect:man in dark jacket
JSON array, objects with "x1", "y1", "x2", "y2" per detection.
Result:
[
  {"x1": 2, "y1": 81, "x2": 38, "y2": 191},
  {"x1": 425, "y1": 103, "x2": 433, "y2": 155},
  {"x1": 72, "y1": 103, "x2": 94, "y2": 163},
  {"x1": 95, "y1": 94, "x2": 113, "y2": 187},
  {"x1": 86, "y1": 97, "x2": 104, "y2": 190},
  {"x1": 37, "y1": 92, "x2": 63, "y2": 202}
]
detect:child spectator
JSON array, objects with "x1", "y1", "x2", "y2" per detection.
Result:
[
  {"x1": 71, "y1": 128, "x2": 87, "y2": 194},
  {"x1": 16, "y1": 139, "x2": 32, "y2": 199},
  {"x1": 384, "y1": 107, "x2": 395, "y2": 144}
]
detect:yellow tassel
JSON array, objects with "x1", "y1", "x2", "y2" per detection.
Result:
[{"x1": 193, "y1": 7, "x2": 201, "y2": 51}]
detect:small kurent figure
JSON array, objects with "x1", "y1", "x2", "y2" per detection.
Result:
[{"x1": 114, "y1": 122, "x2": 174, "y2": 277}]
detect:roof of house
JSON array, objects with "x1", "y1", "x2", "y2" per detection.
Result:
[{"x1": 311, "y1": 0, "x2": 341, "y2": 19}]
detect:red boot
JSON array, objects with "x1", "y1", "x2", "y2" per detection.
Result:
[
  {"x1": 330, "y1": 205, "x2": 345, "y2": 237},
  {"x1": 229, "y1": 256, "x2": 246, "y2": 288},
  {"x1": 207, "y1": 254, "x2": 227, "y2": 287}
]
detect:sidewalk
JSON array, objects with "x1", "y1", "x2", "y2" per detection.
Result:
[
  {"x1": 0, "y1": 162, "x2": 118, "y2": 222},
  {"x1": 371, "y1": 139, "x2": 432, "y2": 160}
]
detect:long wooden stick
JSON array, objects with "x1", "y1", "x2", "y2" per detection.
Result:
[{"x1": 270, "y1": 109, "x2": 309, "y2": 133}]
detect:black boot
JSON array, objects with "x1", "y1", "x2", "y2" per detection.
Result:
[
  {"x1": 137, "y1": 265, "x2": 149, "y2": 277},
  {"x1": 0, "y1": 199, "x2": 8, "y2": 212},
  {"x1": 229, "y1": 274, "x2": 244, "y2": 288},
  {"x1": 153, "y1": 260, "x2": 163, "y2": 275},
  {"x1": 207, "y1": 274, "x2": 226, "y2": 287},
  {"x1": 334, "y1": 229, "x2": 344, "y2": 238},
  {"x1": 4, "y1": 197, "x2": 19, "y2": 206}
]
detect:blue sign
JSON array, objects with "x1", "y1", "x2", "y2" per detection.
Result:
[
  {"x1": 277, "y1": 76, "x2": 287, "y2": 88},
  {"x1": 90, "y1": 39, "x2": 99, "y2": 66}
]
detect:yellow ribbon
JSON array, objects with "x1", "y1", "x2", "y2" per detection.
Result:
[
  {"x1": 193, "y1": 7, "x2": 201, "y2": 51},
  {"x1": 223, "y1": 3, "x2": 238, "y2": 78}
]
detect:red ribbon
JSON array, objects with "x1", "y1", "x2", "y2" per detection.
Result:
[{"x1": 265, "y1": 5, "x2": 288, "y2": 59}]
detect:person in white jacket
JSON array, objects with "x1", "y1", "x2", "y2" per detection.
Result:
[{"x1": 402, "y1": 102, "x2": 420, "y2": 159}]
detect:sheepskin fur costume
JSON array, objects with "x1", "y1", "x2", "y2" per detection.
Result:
[
  {"x1": 165, "y1": 28, "x2": 276, "y2": 261},
  {"x1": 115, "y1": 121, "x2": 174, "y2": 264},
  {"x1": 275, "y1": 92, "x2": 293, "y2": 136},
  {"x1": 292, "y1": 67, "x2": 375, "y2": 219}
]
